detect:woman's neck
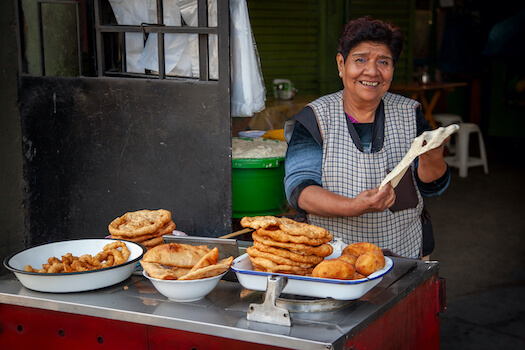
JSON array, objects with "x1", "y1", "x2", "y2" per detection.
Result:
[{"x1": 343, "y1": 100, "x2": 376, "y2": 123}]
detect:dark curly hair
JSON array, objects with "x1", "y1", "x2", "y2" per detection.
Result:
[{"x1": 338, "y1": 16, "x2": 404, "y2": 65}]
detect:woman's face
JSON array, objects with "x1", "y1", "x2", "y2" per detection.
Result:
[{"x1": 337, "y1": 41, "x2": 395, "y2": 105}]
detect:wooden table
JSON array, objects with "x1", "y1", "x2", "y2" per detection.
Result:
[{"x1": 390, "y1": 82, "x2": 468, "y2": 128}]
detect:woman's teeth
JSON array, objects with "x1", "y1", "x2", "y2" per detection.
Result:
[{"x1": 360, "y1": 81, "x2": 379, "y2": 86}]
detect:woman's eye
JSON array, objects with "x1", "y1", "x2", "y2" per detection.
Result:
[{"x1": 355, "y1": 57, "x2": 367, "y2": 63}]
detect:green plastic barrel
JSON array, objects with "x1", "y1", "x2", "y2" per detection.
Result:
[{"x1": 232, "y1": 157, "x2": 288, "y2": 219}]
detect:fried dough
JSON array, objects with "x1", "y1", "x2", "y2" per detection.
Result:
[
  {"x1": 355, "y1": 251, "x2": 385, "y2": 276},
  {"x1": 342, "y1": 242, "x2": 382, "y2": 257},
  {"x1": 158, "y1": 220, "x2": 176, "y2": 235},
  {"x1": 178, "y1": 256, "x2": 233, "y2": 281},
  {"x1": 252, "y1": 241, "x2": 324, "y2": 264},
  {"x1": 240, "y1": 216, "x2": 295, "y2": 230},
  {"x1": 257, "y1": 227, "x2": 332, "y2": 246},
  {"x1": 140, "y1": 261, "x2": 191, "y2": 280},
  {"x1": 188, "y1": 247, "x2": 219, "y2": 273},
  {"x1": 24, "y1": 241, "x2": 131, "y2": 273},
  {"x1": 241, "y1": 216, "x2": 330, "y2": 239},
  {"x1": 141, "y1": 236, "x2": 165, "y2": 248},
  {"x1": 111, "y1": 232, "x2": 159, "y2": 242},
  {"x1": 249, "y1": 256, "x2": 314, "y2": 275},
  {"x1": 338, "y1": 253, "x2": 358, "y2": 266},
  {"x1": 247, "y1": 246, "x2": 318, "y2": 268},
  {"x1": 312, "y1": 259, "x2": 355, "y2": 280},
  {"x1": 252, "y1": 232, "x2": 333, "y2": 257},
  {"x1": 109, "y1": 209, "x2": 172, "y2": 237},
  {"x1": 142, "y1": 243, "x2": 210, "y2": 268},
  {"x1": 279, "y1": 221, "x2": 329, "y2": 239}
]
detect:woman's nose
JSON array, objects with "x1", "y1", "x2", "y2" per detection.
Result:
[{"x1": 364, "y1": 61, "x2": 379, "y2": 75}]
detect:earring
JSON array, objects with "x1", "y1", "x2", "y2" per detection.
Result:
[{"x1": 339, "y1": 71, "x2": 342, "y2": 77}]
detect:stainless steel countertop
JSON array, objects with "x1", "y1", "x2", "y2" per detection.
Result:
[{"x1": 0, "y1": 257, "x2": 438, "y2": 350}]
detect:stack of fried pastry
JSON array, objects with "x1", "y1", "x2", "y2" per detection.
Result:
[
  {"x1": 241, "y1": 216, "x2": 334, "y2": 276},
  {"x1": 140, "y1": 243, "x2": 233, "y2": 280},
  {"x1": 312, "y1": 242, "x2": 385, "y2": 280},
  {"x1": 108, "y1": 209, "x2": 175, "y2": 250}
]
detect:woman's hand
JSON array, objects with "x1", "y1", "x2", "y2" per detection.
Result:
[
  {"x1": 297, "y1": 184, "x2": 396, "y2": 218},
  {"x1": 417, "y1": 137, "x2": 449, "y2": 183},
  {"x1": 354, "y1": 184, "x2": 396, "y2": 214}
]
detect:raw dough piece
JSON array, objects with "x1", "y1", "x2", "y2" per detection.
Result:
[{"x1": 379, "y1": 124, "x2": 459, "y2": 189}]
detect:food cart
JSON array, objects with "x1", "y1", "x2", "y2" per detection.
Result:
[{"x1": 0, "y1": 248, "x2": 444, "y2": 349}]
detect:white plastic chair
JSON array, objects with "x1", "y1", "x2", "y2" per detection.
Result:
[{"x1": 433, "y1": 114, "x2": 489, "y2": 178}]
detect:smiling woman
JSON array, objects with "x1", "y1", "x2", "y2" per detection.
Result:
[{"x1": 282, "y1": 16, "x2": 452, "y2": 260}]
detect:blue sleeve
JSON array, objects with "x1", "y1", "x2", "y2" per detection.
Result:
[
  {"x1": 284, "y1": 121, "x2": 323, "y2": 212},
  {"x1": 414, "y1": 107, "x2": 451, "y2": 197}
]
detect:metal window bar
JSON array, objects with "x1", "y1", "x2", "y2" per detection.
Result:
[
  {"x1": 93, "y1": 0, "x2": 217, "y2": 80},
  {"x1": 198, "y1": 0, "x2": 208, "y2": 81},
  {"x1": 36, "y1": 0, "x2": 83, "y2": 76}
]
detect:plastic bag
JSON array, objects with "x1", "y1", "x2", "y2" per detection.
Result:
[{"x1": 230, "y1": 0, "x2": 266, "y2": 116}]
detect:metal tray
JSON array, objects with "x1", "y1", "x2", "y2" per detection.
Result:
[{"x1": 232, "y1": 251, "x2": 393, "y2": 300}]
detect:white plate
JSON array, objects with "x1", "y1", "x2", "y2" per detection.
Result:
[
  {"x1": 231, "y1": 252, "x2": 393, "y2": 300},
  {"x1": 3, "y1": 238, "x2": 146, "y2": 293}
]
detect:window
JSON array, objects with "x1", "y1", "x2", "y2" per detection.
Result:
[{"x1": 18, "y1": 0, "x2": 223, "y2": 81}]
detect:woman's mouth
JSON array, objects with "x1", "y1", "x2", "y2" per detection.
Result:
[{"x1": 360, "y1": 80, "x2": 380, "y2": 87}]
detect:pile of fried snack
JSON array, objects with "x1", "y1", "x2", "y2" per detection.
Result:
[
  {"x1": 241, "y1": 216, "x2": 334, "y2": 276},
  {"x1": 241, "y1": 216, "x2": 385, "y2": 280},
  {"x1": 109, "y1": 209, "x2": 175, "y2": 250},
  {"x1": 312, "y1": 242, "x2": 386, "y2": 280},
  {"x1": 140, "y1": 243, "x2": 233, "y2": 280},
  {"x1": 24, "y1": 241, "x2": 130, "y2": 273}
]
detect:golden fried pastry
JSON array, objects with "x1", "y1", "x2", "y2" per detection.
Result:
[
  {"x1": 140, "y1": 245, "x2": 233, "y2": 281},
  {"x1": 342, "y1": 242, "x2": 382, "y2": 257},
  {"x1": 109, "y1": 210, "x2": 175, "y2": 251},
  {"x1": 240, "y1": 216, "x2": 295, "y2": 230},
  {"x1": 110, "y1": 221, "x2": 174, "y2": 242},
  {"x1": 188, "y1": 247, "x2": 219, "y2": 273},
  {"x1": 252, "y1": 232, "x2": 333, "y2": 257},
  {"x1": 241, "y1": 216, "x2": 330, "y2": 239},
  {"x1": 157, "y1": 220, "x2": 176, "y2": 235},
  {"x1": 243, "y1": 216, "x2": 334, "y2": 276},
  {"x1": 108, "y1": 209, "x2": 172, "y2": 237},
  {"x1": 338, "y1": 253, "x2": 358, "y2": 266},
  {"x1": 257, "y1": 227, "x2": 332, "y2": 246},
  {"x1": 246, "y1": 247, "x2": 318, "y2": 269},
  {"x1": 252, "y1": 241, "x2": 325, "y2": 264},
  {"x1": 355, "y1": 251, "x2": 386, "y2": 276},
  {"x1": 312, "y1": 259, "x2": 355, "y2": 279},
  {"x1": 249, "y1": 256, "x2": 314, "y2": 275},
  {"x1": 142, "y1": 243, "x2": 210, "y2": 268},
  {"x1": 140, "y1": 261, "x2": 191, "y2": 280},
  {"x1": 279, "y1": 221, "x2": 330, "y2": 239},
  {"x1": 141, "y1": 236, "x2": 165, "y2": 248},
  {"x1": 178, "y1": 256, "x2": 233, "y2": 281}
]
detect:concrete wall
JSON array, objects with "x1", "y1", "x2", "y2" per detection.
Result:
[{"x1": 0, "y1": 0, "x2": 25, "y2": 274}]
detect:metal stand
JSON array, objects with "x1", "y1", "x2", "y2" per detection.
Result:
[{"x1": 247, "y1": 275, "x2": 292, "y2": 327}]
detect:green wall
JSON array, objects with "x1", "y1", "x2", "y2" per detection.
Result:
[{"x1": 247, "y1": 0, "x2": 415, "y2": 97}]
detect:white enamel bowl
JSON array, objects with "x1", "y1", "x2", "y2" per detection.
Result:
[
  {"x1": 3, "y1": 238, "x2": 146, "y2": 293},
  {"x1": 143, "y1": 270, "x2": 227, "y2": 302}
]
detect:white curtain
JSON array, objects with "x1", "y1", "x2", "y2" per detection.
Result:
[{"x1": 108, "y1": 0, "x2": 266, "y2": 117}]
